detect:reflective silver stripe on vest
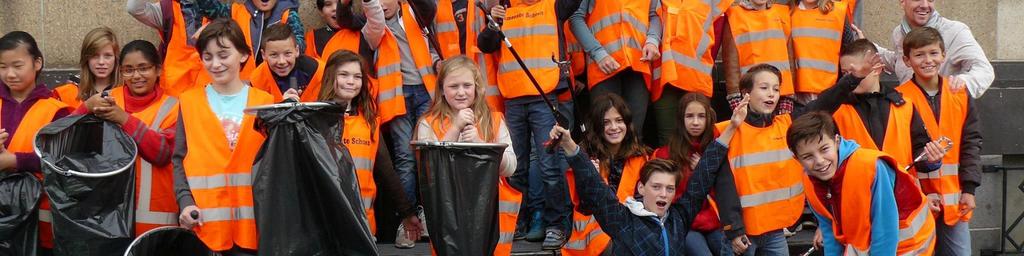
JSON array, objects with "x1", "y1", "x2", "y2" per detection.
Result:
[
  {"x1": 362, "y1": 196, "x2": 375, "y2": 209},
  {"x1": 486, "y1": 85, "x2": 501, "y2": 96},
  {"x1": 39, "y1": 209, "x2": 52, "y2": 223},
  {"x1": 353, "y1": 156, "x2": 374, "y2": 171},
  {"x1": 589, "y1": 12, "x2": 648, "y2": 35},
  {"x1": 379, "y1": 63, "x2": 402, "y2": 77},
  {"x1": 498, "y1": 232, "x2": 516, "y2": 243},
  {"x1": 202, "y1": 206, "x2": 256, "y2": 222},
  {"x1": 845, "y1": 246, "x2": 869, "y2": 256},
  {"x1": 499, "y1": 200, "x2": 520, "y2": 214},
  {"x1": 664, "y1": 50, "x2": 714, "y2": 74},
  {"x1": 733, "y1": 29, "x2": 786, "y2": 45},
  {"x1": 417, "y1": 66, "x2": 434, "y2": 77},
  {"x1": 435, "y1": 22, "x2": 457, "y2": 33},
  {"x1": 741, "y1": 61, "x2": 792, "y2": 73},
  {"x1": 602, "y1": 38, "x2": 643, "y2": 56},
  {"x1": 504, "y1": 25, "x2": 558, "y2": 39},
  {"x1": 500, "y1": 58, "x2": 560, "y2": 73},
  {"x1": 917, "y1": 164, "x2": 958, "y2": 180},
  {"x1": 797, "y1": 59, "x2": 839, "y2": 73},
  {"x1": 792, "y1": 28, "x2": 841, "y2": 41},
  {"x1": 902, "y1": 229, "x2": 935, "y2": 256},
  {"x1": 730, "y1": 149, "x2": 793, "y2": 169},
  {"x1": 136, "y1": 161, "x2": 179, "y2": 225},
  {"x1": 942, "y1": 193, "x2": 961, "y2": 205},
  {"x1": 151, "y1": 97, "x2": 178, "y2": 130},
  {"x1": 739, "y1": 183, "x2": 804, "y2": 208},
  {"x1": 898, "y1": 208, "x2": 929, "y2": 240},
  {"x1": 693, "y1": 0, "x2": 725, "y2": 60},
  {"x1": 187, "y1": 173, "x2": 252, "y2": 190},
  {"x1": 573, "y1": 215, "x2": 595, "y2": 231},
  {"x1": 564, "y1": 226, "x2": 605, "y2": 250},
  {"x1": 378, "y1": 86, "x2": 405, "y2": 102}
]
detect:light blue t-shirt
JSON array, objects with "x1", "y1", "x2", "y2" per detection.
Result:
[{"x1": 205, "y1": 85, "x2": 249, "y2": 149}]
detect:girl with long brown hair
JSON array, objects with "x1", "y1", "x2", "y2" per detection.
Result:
[{"x1": 53, "y1": 27, "x2": 120, "y2": 108}]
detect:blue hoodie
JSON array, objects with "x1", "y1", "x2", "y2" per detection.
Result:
[{"x1": 814, "y1": 138, "x2": 899, "y2": 255}]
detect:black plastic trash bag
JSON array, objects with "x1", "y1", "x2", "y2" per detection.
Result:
[
  {"x1": 0, "y1": 172, "x2": 41, "y2": 256},
  {"x1": 250, "y1": 102, "x2": 378, "y2": 256},
  {"x1": 35, "y1": 115, "x2": 138, "y2": 256},
  {"x1": 413, "y1": 141, "x2": 507, "y2": 256},
  {"x1": 123, "y1": 226, "x2": 214, "y2": 256}
]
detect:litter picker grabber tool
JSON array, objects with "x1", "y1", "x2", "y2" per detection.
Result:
[
  {"x1": 406, "y1": 0, "x2": 446, "y2": 62},
  {"x1": 476, "y1": 1, "x2": 568, "y2": 152}
]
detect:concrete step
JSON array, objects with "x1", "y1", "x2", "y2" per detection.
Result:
[{"x1": 375, "y1": 228, "x2": 821, "y2": 256}]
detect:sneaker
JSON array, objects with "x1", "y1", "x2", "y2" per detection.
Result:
[
  {"x1": 514, "y1": 229, "x2": 527, "y2": 241},
  {"x1": 524, "y1": 212, "x2": 545, "y2": 242},
  {"x1": 395, "y1": 224, "x2": 416, "y2": 249},
  {"x1": 417, "y1": 207, "x2": 429, "y2": 239},
  {"x1": 541, "y1": 228, "x2": 566, "y2": 250}
]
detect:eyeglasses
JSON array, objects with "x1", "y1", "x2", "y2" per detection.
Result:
[{"x1": 121, "y1": 65, "x2": 156, "y2": 77}]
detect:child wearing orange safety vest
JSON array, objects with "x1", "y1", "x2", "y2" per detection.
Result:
[
  {"x1": 788, "y1": 0, "x2": 861, "y2": 105},
  {"x1": 787, "y1": 112, "x2": 936, "y2": 255},
  {"x1": 413, "y1": 56, "x2": 520, "y2": 255},
  {"x1": 713, "y1": 61, "x2": 875, "y2": 255},
  {"x1": 0, "y1": 31, "x2": 72, "y2": 254},
  {"x1": 652, "y1": 93, "x2": 731, "y2": 255},
  {"x1": 284, "y1": 49, "x2": 424, "y2": 239},
  {"x1": 476, "y1": 0, "x2": 580, "y2": 247},
  {"x1": 172, "y1": 19, "x2": 273, "y2": 255},
  {"x1": 249, "y1": 24, "x2": 325, "y2": 102},
  {"x1": 831, "y1": 38, "x2": 946, "y2": 184},
  {"x1": 568, "y1": 0, "x2": 662, "y2": 134},
  {"x1": 127, "y1": 0, "x2": 213, "y2": 96},
  {"x1": 375, "y1": 0, "x2": 445, "y2": 247},
  {"x1": 894, "y1": 27, "x2": 982, "y2": 255},
  {"x1": 650, "y1": 0, "x2": 732, "y2": 147},
  {"x1": 73, "y1": 40, "x2": 181, "y2": 236},
  {"x1": 561, "y1": 93, "x2": 651, "y2": 255},
  {"x1": 53, "y1": 27, "x2": 120, "y2": 108},
  {"x1": 309, "y1": 0, "x2": 388, "y2": 60},
  {"x1": 722, "y1": 0, "x2": 795, "y2": 114},
  {"x1": 194, "y1": 0, "x2": 305, "y2": 79}
]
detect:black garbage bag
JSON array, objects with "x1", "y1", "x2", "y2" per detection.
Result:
[
  {"x1": 35, "y1": 115, "x2": 138, "y2": 256},
  {"x1": 0, "y1": 172, "x2": 41, "y2": 256},
  {"x1": 251, "y1": 102, "x2": 378, "y2": 256},
  {"x1": 123, "y1": 226, "x2": 214, "y2": 256},
  {"x1": 414, "y1": 142, "x2": 507, "y2": 256}
]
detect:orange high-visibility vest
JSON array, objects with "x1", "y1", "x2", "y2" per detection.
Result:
[
  {"x1": 342, "y1": 114, "x2": 381, "y2": 235},
  {"x1": 109, "y1": 87, "x2": 182, "y2": 235},
  {"x1": 51, "y1": 83, "x2": 82, "y2": 109},
  {"x1": 2, "y1": 97, "x2": 68, "y2": 249},
  {"x1": 562, "y1": 155, "x2": 647, "y2": 255},
  {"x1": 844, "y1": 0, "x2": 857, "y2": 21},
  {"x1": 229, "y1": 3, "x2": 292, "y2": 80},
  {"x1": 791, "y1": 2, "x2": 847, "y2": 94},
  {"x1": 583, "y1": 0, "x2": 653, "y2": 88},
  {"x1": 726, "y1": 4, "x2": 794, "y2": 96},
  {"x1": 161, "y1": 0, "x2": 211, "y2": 96},
  {"x1": 303, "y1": 29, "x2": 320, "y2": 60},
  {"x1": 179, "y1": 86, "x2": 272, "y2": 251},
  {"x1": 832, "y1": 101, "x2": 916, "y2": 170},
  {"x1": 423, "y1": 112, "x2": 521, "y2": 256},
  {"x1": 896, "y1": 78, "x2": 972, "y2": 225},
  {"x1": 397, "y1": 3, "x2": 439, "y2": 98},
  {"x1": 714, "y1": 115, "x2": 805, "y2": 235},
  {"x1": 248, "y1": 57, "x2": 326, "y2": 102},
  {"x1": 322, "y1": 29, "x2": 408, "y2": 124},
  {"x1": 803, "y1": 149, "x2": 936, "y2": 255},
  {"x1": 497, "y1": 0, "x2": 560, "y2": 99},
  {"x1": 653, "y1": 0, "x2": 731, "y2": 100},
  {"x1": 435, "y1": 0, "x2": 504, "y2": 112}
]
